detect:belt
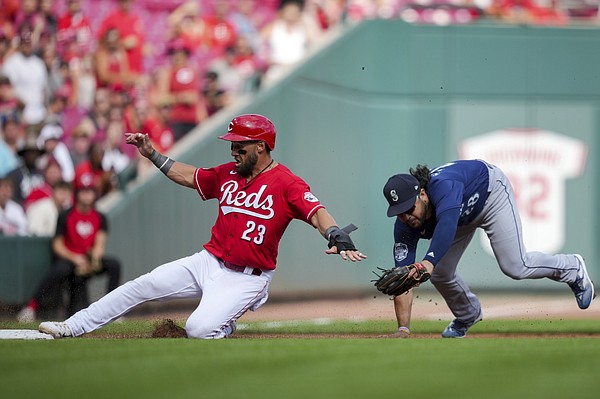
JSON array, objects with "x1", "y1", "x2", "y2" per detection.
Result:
[{"x1": 222, "y1": 261, "x2": 263, "y2": 276}]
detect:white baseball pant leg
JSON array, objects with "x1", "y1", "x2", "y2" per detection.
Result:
[{"x1": 65, "y1": 250, "x2": 271, "y2": 339}]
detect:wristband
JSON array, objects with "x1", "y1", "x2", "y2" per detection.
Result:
[
  {"x1": 149, "y1": 150, "x2": 174, "y2": 175},
  {"x1": 398, "y1": 326, "x2": 410, "y2": 334},
  {"x1": 325, "y1": 225, "x2": 340, "y2": 240}
]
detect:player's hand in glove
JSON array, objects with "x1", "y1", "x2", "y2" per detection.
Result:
[
  {"x1": 325, "y1": 224, "x2": 367, "y2": 261},
  {"x1": 373, "y1": 262, "x2": 432, "y2": 296}
]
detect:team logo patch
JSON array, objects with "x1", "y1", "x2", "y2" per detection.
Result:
[
  {"x1": 76, "y1": 220, "x2": 94, "y2": 239},
  {"x1": 390, "y1": 190, "x2": 398, "y2": 202},
  {"x1": 394, "y1": 243, "x2": 408, "y2": 262},
  {"x1": 303, "y1": 192, "x2": 319, "y2": 202}
]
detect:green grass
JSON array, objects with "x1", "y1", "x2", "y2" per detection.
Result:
[{"x1": 1, "y1": 319, "x2": 599, "y2": 399}]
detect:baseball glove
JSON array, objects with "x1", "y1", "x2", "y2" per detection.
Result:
[{"x1": 373, "y1": 263, "x2": 431, "y2": 296}]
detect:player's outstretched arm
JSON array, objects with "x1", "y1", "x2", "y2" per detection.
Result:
[
  {"x1": 125, "y1": 133, "x2": 197, "y2": 188},
  {"x1": 311, "y1": 208, "x2": 367, "y2": 262}
]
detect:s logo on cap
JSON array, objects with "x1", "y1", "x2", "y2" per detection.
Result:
[{"x1": 390, "y1": 190, "x2": 398, "y2": 202}]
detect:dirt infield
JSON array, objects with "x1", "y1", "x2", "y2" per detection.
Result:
[
  {"x1": 238, "y1": 292, "x2": 600, "y2": 323},
  {"x1": 129, "y1": 291, "x2": 600, "y2": 323}
]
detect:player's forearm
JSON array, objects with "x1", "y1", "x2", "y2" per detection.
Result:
[
  {"x1": 148, "y1": 150, "x2": 196, "y2": 188},
  {"x1": 91, "y1": 231, "x2": 107, "y2": 259},
  {"x1": 311, "y1": 208, "x2": 337, "y2": 238},
  {"x1": 164, "y1": 162, "x2": 197, "y2": 188},
  {"x1": 394, "y1": 290, "x2": 414, "y2": 329},
  {"x1": 52, "y1": 237, "x2": 78, "y2": 263}
]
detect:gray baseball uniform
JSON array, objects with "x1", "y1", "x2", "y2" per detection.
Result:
[{"x1": 393, "y1": 160, "x2": 582, "y2": 323}]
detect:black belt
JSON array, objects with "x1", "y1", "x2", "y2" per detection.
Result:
[{"x1": 222, "y1": 261, "x2": 263, "y2": 276}]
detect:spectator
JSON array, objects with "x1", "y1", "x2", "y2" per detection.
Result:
[
  {"x1": 486, "y1": 0, "x2": 567, "y2": 25},
  {"x1": 167, "y1": 0, "x2": 206, "y2": 53},
  {"x1": 0, "y1": 75, "x2": 19, "y2": 117},
  {"x1": 37, "y1": 123, "x2": 75, "y2": 183},
  {"x1": 85, "y1": 87, "x2": 110, "y2": 138},
  {"x1": 17, "y1": 173, "x2": 121, "y2": 322},
  {"x1": 156, "y1": 38, "x2": 206, "y2": 141},
  {"x1": 93, "y1": 28, "x2": 135, "y2": 92},
  {"x1": 102, "y1": 120, "x2": 132, "y2": 184},
  {"x1": 208, "y1": 47, "x2": 244, "y2": 96},
  {"x1": 2, "y1": 26, "x2": 48, "y2": 126},
  {"x1": 0, "y1": 113, "x2": 21, "y2": 177},
  {"x1": 24, "y1": 156, "x2": 62, "y2": 210},
  {"x1": 231, "y1": 35, "x2": 263, "y2": 93},
  {"x1": 70, "y1": 54, "x2": 96, "y2": 111},
  {"x1": 209, "y1": 37, "x2": 262, "y2": 95},
  {"x1": 74, "y1": 141, "x2": 118, "y2": 198},
  {"x1": 0, "y1": 29, "x2": 15, "y2": 68},
  {"x1": 203, "y1": 0, "x2": 238, "y2": 56},
  {"x1": 0, "y1": 176, "x2": 27, "y2": 236},
  {"x1": 229, "y1": 0, "x2": 263, "y2": 52},
  {"x1": 0, "y1": 136, "x2": 18, "y2": 178},
  {"x1": 38, "y1": 0, "x2": 58, "y2": 51},
  {"x1": 44, "y1": 91, "x2": 68, "y2": 126},
  {"x1": 27, "y1": 179, "x2": 73, "y2": 237},
  {"x1": 97, "y1": 0, "x2": 146, "y2": 76},
  {"x1": 7, "y1": 135, "x2": 45, "y2": 205},
  {"x1": 13, "y1": 0, "x2": 46, "y2": 51},
  {"x1": 56, "y1": 0, "x2": 93, "y2": 61},
  {"x1": 202, "y1": 70, "x2": 231, "y2": 117},
  {"x1": 260, "y1": 0, "x2": 321, "y2": 85},
  {"x1": 42, "y1": 44, "x2": 68, "y2": 103},
  {"x1": 136, "y1": 100, "x2": 175, "y2": 176},
  {"x1": 0, "y1": 1, "x2": 18, "y2": 44},
  {"x1": 68, "y1": 117, "x2": 95, "y2": 167},
  {"x1": 140, "y1": 101, "x2": 175, "y2": 155}
]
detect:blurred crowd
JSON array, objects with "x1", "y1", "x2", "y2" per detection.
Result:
[{"x1": 0, "y1": 0, "x2": 598, "y2": 237}]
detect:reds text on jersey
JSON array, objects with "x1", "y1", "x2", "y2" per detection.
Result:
[{"x1": 194, "y1": 163, "x2": 324, "y2": 270}]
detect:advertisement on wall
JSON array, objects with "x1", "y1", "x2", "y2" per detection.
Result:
[{"x1": 459, "y1": 129, "x2": 588, "y2": 254}]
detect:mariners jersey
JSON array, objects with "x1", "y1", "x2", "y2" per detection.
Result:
[
  {"x1": 55, "y1": 206, "x2": 108, "y2": 255},
  {"x1": 394, "y1": 160, "x2": 490, "y2": 267},
  {"x1": 195, "y1": 162, "x2": 324, "y2": 270}
]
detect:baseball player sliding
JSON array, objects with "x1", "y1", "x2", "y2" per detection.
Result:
[
  {"x1": 39, "y1": 114, "x2": 366, "y2": 339},
  {"x1": 375, "y1": 160, "x2": 595, "y2": 338}
]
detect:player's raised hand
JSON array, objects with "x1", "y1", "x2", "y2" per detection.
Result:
[{"x1": 125, "y1": 133, "x2": 154, "y2": 158}]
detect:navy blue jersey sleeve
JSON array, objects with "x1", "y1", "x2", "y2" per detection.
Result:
[
  {"x1": 423, "y1": 208, "x2": 460, "y2": 266},
  {"x1": 393, "y1": 218, "x2": 420, "y2": 266},
  {"x1": 428, "y1": 179, "x2": 464, "y2": 215}
]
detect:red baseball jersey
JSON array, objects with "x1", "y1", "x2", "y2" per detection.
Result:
[
  {"x1": 55, "y1": 207, "x2": 107, "y2": 255},
  {"x1": 195, "y1": 162, "x2": 324, "y2": 270},
  {"x1": 169, "y1": 65, "x2": 200, "y2": 123}
]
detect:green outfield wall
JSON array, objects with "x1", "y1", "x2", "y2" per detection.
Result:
[{"x1": 2, "y1": 20, "x2": 600, "y2": 304}]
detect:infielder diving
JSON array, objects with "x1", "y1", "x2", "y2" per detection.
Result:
[
  {"x1": 381, "y1": 159, "x2": 595, "y2": 338},
  {"x1": 39, "y1": 114, "x2": 367, "y2": 339}
]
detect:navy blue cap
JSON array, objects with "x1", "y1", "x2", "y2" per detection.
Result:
[{"x1": 383, "y1": 174, "x2": 420, "y2": 217}]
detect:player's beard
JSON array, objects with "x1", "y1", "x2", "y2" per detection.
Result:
[{"x1": 236, "y1": 151, "x2": 258, "y2": 178}]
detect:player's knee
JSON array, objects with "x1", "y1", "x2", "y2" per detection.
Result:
[
  {"x1": 429, "y1": 274, "x2": 449, "y2": 287},
  {"x1": 502, "y1": 268, "x2": 527, "y2": 280},
  {"x1": 185, "y1": 320, "x2": 224, "y2": 339}
]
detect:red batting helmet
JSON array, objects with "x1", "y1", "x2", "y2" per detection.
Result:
[{"x1": 219, "y1": 114, "x2": 276, "y2": 150}]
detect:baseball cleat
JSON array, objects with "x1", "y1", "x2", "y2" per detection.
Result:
[
  {"x1": 38, "y1": 322, "x2": 74, "y2": 339},
  {"x1": 570, "y1": 255, "x2": 595, "y2": 310},
  {"x1": 223, "y1": 320, "x2": 237, "y2": 338},
  {"x1": 441, "y1": 313, "x2": 482, "y2": 338}
]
